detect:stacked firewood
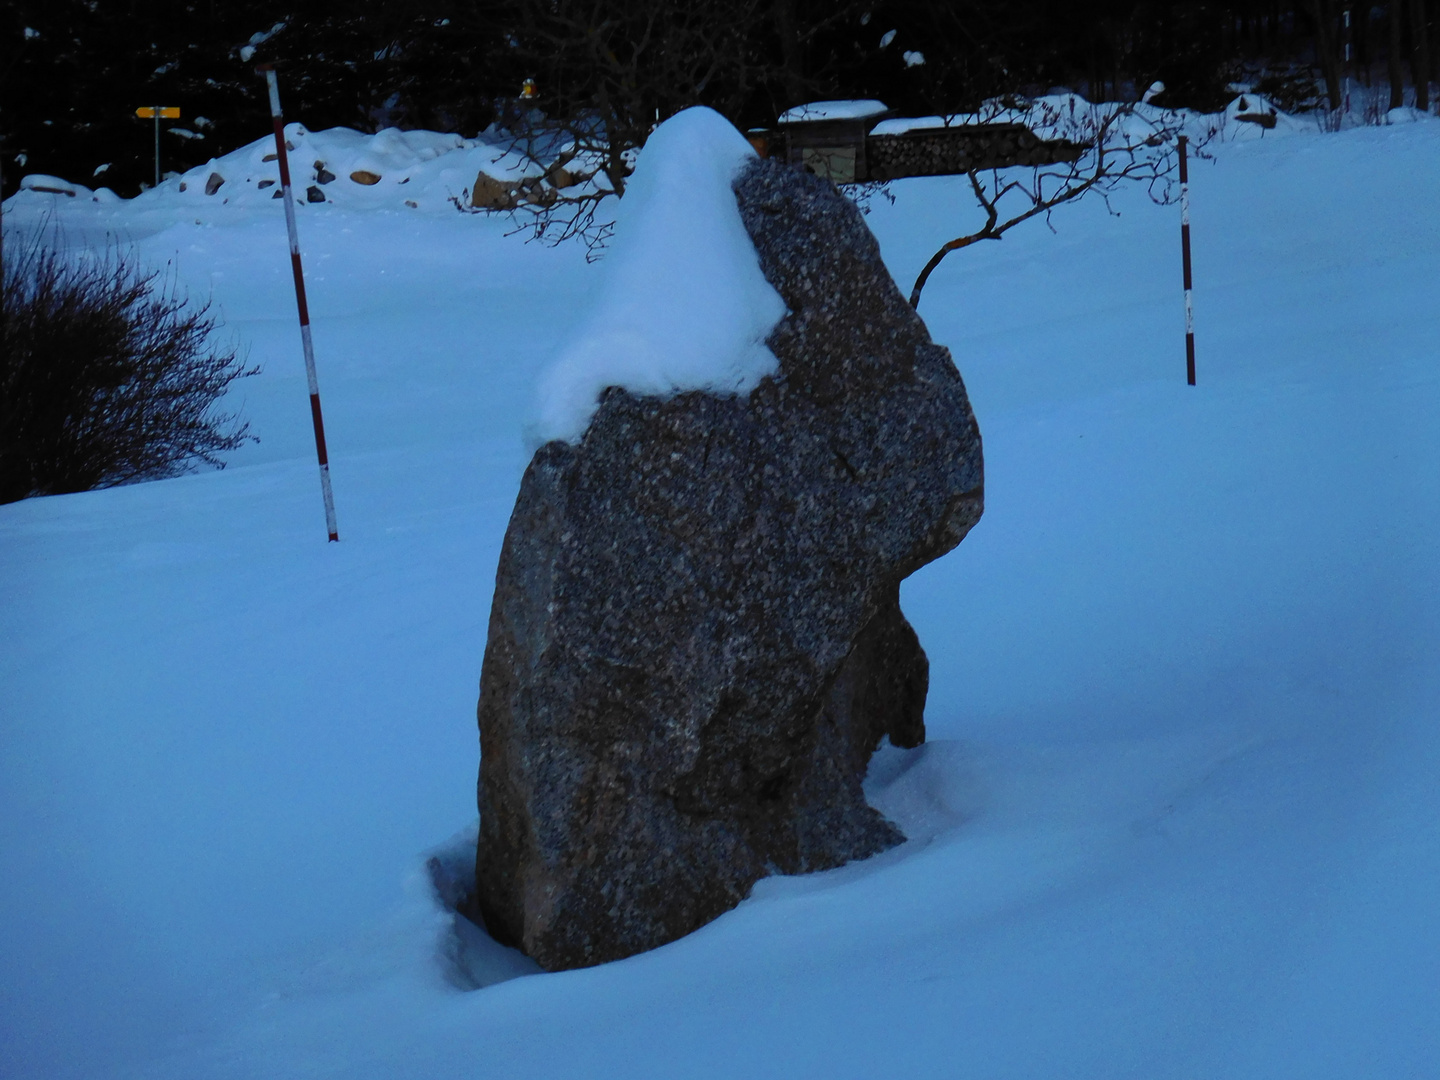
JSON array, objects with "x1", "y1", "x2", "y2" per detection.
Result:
[{"x1": 868, "y1": 124, "x2": 1083, "y2": 180}]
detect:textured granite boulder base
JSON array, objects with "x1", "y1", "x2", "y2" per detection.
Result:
[{"x1": 474, "y1": 157, "x2": 983, "y2": 971}]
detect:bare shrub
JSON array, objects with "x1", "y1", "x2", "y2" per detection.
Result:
[{"x1": 0, "y1": 235, "x2": 257, "y2": 504}]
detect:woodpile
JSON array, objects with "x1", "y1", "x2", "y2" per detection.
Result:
[
  {"x1": 471, "y1": 172, "x2": 517, "y2": 210},
  {"x1": 868, "y1": 124, "x2": 1084, "y2": 180},
  {"x1": 470, "y1": 169, "x2": 583, "y2": 211}
]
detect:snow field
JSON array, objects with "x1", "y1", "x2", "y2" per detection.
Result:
[{"x1": 1, "y1": 112, "x2": 1438, "y2": 1079}]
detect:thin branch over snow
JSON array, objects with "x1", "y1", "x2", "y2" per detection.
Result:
[{"x1": 909, "y1": 97, "x2": 1218, "y2": 309}]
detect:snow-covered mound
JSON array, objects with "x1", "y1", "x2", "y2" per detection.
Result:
[
  {"x1": 14, "y1": 173, "x2": 123, "y2": 203},
  {"x1": 1386, "y1": 105, "x2": 1429, "y2": 123},
  {"x1": 6, "y1": 123, "x2": 558, "y2": 215},
  {"x1": 530, "y1": 106, "x2": 785, "y2": 446}
]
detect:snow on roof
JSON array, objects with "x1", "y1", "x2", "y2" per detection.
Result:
[
  {"x1": 19, "y1": 174, "x2": 82, "y2": 197},
  {"x1": 868, "y1": 116, "x2": 950, "y2": 136},
  {"x1": 778, "y1": 100, "x2": 890, "y2": 124},
  {"x1": 529, "y1": 106, "x2": 785, "y2": 447},
  {"x1": 865, "y1": 93, "x2": 1303, "y2": 144}
]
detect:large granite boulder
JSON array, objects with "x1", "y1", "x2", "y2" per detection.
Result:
[{"x1": 473, "y1": 156, "x2": 983, "y2": 971}]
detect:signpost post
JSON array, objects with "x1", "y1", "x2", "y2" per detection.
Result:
[
  {"x1": 135, "y1": 106, "x2": 180, "y2": 188},
  {"x1": 255, "y1": 64, "x2": 340, "y2": 542}
]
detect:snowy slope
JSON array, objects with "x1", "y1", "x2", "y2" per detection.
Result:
[
  {"x1": 7, "y1": 121, "x2": 559, "y2": 216},
  {"x1": 2, "y1": 113, "x2": 1439, "y2": 1079}
]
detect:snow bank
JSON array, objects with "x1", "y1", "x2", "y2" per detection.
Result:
[
  {"x1": 1387, "y1": 106, "x2": 1427, "y2": 124},
  {"x1": 529, "y1": 107, "x2": 786, "y2": 446},
  {"x1": 868, "y1": 92, "x2": 1310, "y2": 145},
  {"x1": 157, "y1": 123, "x2": 544, "y2": 213},
  {"x1": 18, "y1": 173, "x2": 88, "y2": 197},
  {"x1": 1218, "y1": 93, "x2": 1313, "y2": 139},
  {"x1": 5, "y1": 123, "x2": 553, "y2": 216}
]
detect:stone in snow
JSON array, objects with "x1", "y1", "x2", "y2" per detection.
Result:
[{"x1": 473, "y1": 156, "x2": 983, "y2": 972}]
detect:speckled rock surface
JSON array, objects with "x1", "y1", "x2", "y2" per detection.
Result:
[{"x1": 473, "y1": 157, "x2": 983, "y2": 971}]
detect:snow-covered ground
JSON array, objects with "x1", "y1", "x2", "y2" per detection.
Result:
[
  {"x1": 16, "y1": 121, "x2": 560, "y2": 212},
  {"x1": 2, "y1": 110, "x2": 1438, "y2": 1079}
]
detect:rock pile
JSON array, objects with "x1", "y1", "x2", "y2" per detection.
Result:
[{"x1": 472, "y1": 154, "x2": 983, "y2": 971}]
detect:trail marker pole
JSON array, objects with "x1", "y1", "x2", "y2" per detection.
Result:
[
  {"x1": 1179, "y1": 135, "x2": 1196, "y2": 386},
  {"x1": 257, "y1": 64, "x2": 340, "y2": 542},
  {"x1": 134, "y1": 107, "x2": 180, "y2": 188}
]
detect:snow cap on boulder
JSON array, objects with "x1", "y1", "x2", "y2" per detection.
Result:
[{"x1": 529, "y1": 106, "x2": 787, "y2": 447}]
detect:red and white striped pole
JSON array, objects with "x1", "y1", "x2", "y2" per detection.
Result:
[
  {"x1": 1179, "y1": 134, "x2": 1196, "y2": 387},
  {"x1": 258, "y1": 63, "x2": 340, "y2": 542}
]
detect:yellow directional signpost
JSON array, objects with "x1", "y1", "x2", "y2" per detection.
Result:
[{"x1": 136, "y1": 106, "x2": 181, "y2": 188}]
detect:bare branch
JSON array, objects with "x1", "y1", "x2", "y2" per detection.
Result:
[
  {"x1": 454, "y1": 0, "x2": 772, "y2": 254},
  {"x1": 909, "y1": 99, "x2": 1216, "y2": 309}
]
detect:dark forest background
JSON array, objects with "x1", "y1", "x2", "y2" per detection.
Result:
[{"x1": 1, "y1": 0, "x2": 1434, "y2": 198}]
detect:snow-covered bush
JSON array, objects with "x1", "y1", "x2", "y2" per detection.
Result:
[{"x1": 0, "y1": 237, "x2": 255, "y2": 503}]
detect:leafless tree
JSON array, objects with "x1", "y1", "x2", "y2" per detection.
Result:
[
  {"x1": 1310, "y1": 0, "x2": 1345, "y2": 111},
  {"x1": 908, "y1": 98, "x2": 1215, "y2": 310},
  {"x1": 452, "y1": 0, "x2": 869, "y2": 253},
  {"x1": 450, "y1": 0, "x2": 770, "y2": 252},
  {"x1": 1390, "y1": 0, "x2": 1409, "y2": 109},
  {"x1": 1408, "y1": 0, "x2": 1432, "y2": 111}
]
